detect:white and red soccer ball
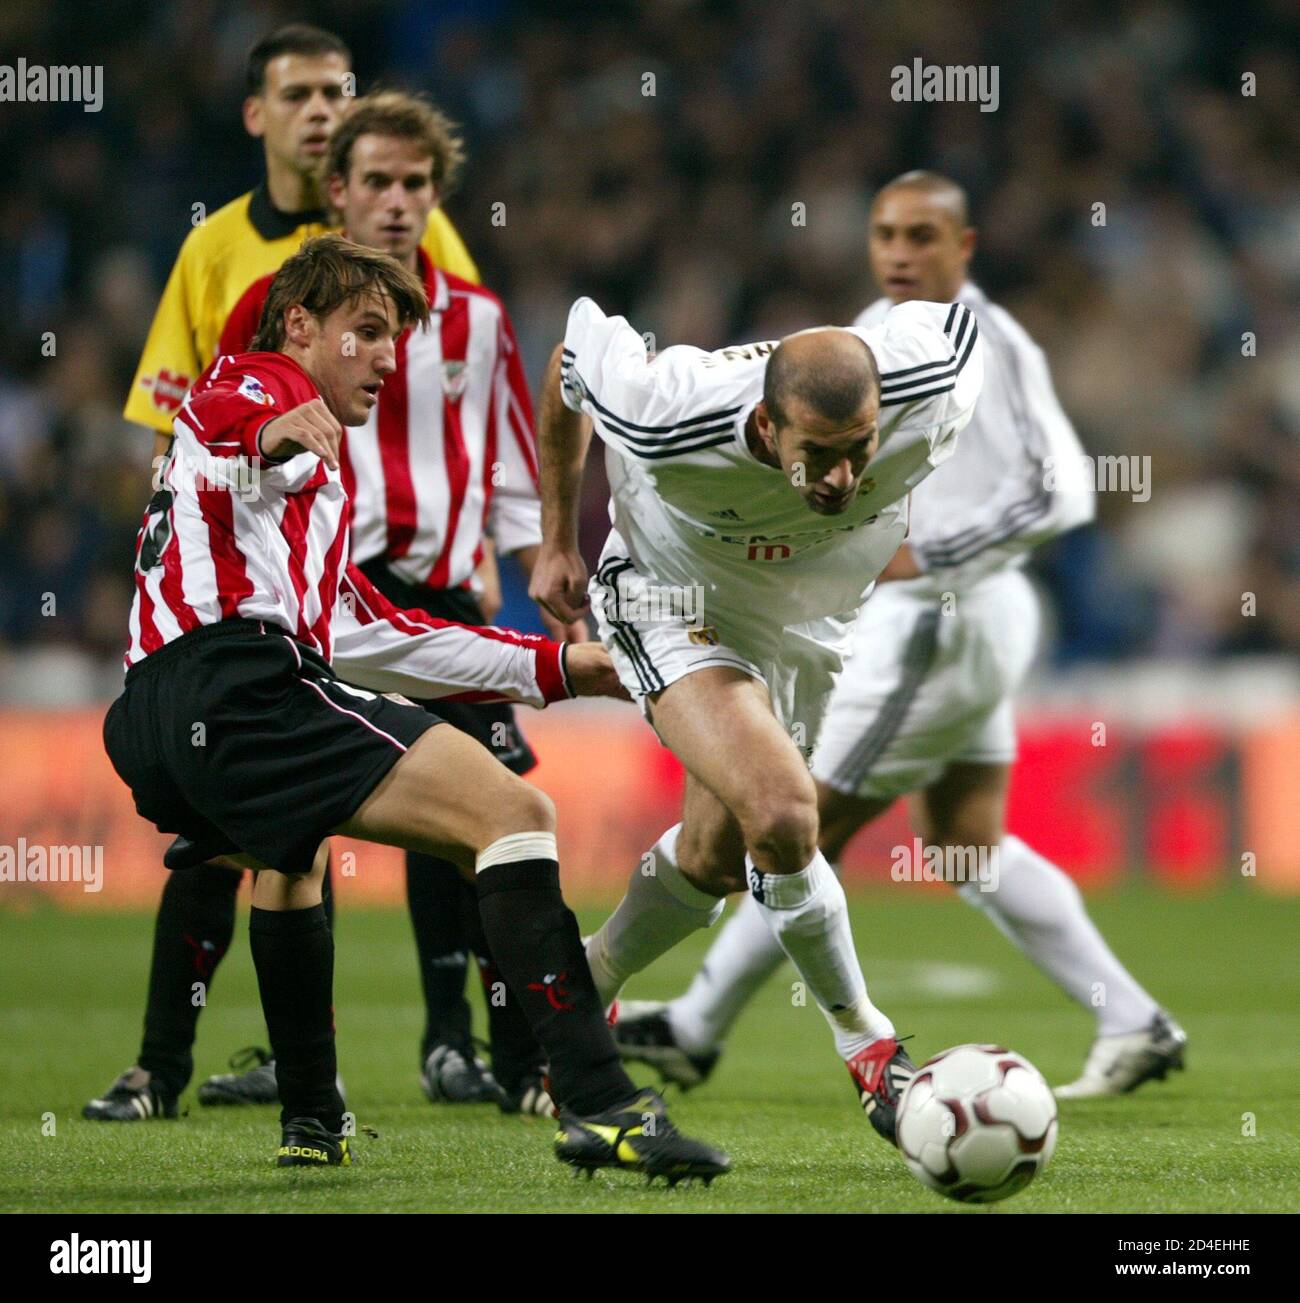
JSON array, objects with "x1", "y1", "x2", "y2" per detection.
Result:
[{"x1": 896, "y1": 1044, "x2": 1058, "y2": 1203}]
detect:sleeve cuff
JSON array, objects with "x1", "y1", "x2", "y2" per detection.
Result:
[{"x1": 534, "y1": 640, "x2": 572, "y2": 705}]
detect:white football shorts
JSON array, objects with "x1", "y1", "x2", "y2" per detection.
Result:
[
  {"x1": 812, "y1": 567, "x2": 1040, "y2": 799},
  {"x1": 590, "y1": 539, "x2": 853, "y2": 758}
]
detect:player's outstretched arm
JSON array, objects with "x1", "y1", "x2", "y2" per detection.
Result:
[
  {"x1": 529, "y1": 343, "x2": 594, "y2": 623},
  {"x1": 333, "y1": 564, "x2": 627, "y2": 706}
]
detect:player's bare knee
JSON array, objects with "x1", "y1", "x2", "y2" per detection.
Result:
[
  {"x1": 742, "y1": 793, "x2": 819, "y2": 872},
  {"x1": 482, "y1": 779, "x2": 555, "y2": 846},
  {"x1": 676, "y1": 826, "x2": 746, "y2": 894}
]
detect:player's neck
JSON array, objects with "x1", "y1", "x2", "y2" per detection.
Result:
[{"x1": 264, "y1": 156, "x2": 325, "y2": 216}]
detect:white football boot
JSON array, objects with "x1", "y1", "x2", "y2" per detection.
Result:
[{"x1": 1055, "y1": 1010, "x2": 1187, "y2": 1098}]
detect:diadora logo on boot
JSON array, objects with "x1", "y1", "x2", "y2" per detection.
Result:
[
  {"x1": 747, "y1": 865, "x2": 765, "y2": 903},
  {"x1": 278, "y1": 1144, "x2": 330, "y2": 1161}
]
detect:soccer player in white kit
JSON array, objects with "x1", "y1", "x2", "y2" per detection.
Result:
[
  {"x1": 530, "y1": 273, "x2": 985, "y2": 1142},
  {"x1": 614, "y1": 172, "x2": 1187, "y2": 1100}
]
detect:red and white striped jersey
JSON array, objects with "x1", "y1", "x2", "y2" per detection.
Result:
[
  {"x1": 125, "y1": 350, "x2": 570, "y2": 709},
  {"x1": 220, "y1": 248, "x2": 541, "y2": 592}
]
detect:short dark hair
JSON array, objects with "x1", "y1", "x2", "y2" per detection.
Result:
[
  {"x1": 246, "y1": 23, "x2": 351, "y2": 96},
  {"x1": 328, "y1": 90, "x2": 466, "y2": 194},
  {"x1": 250, "y1": 234, "x2": 429, "y2": 352},
  {"x1": 762, "y1": 334, "x2": 879, "y2": 429}
]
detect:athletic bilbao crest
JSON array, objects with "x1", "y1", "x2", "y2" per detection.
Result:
[
  {"x1": 236, "y1": 374, "x2": 275, "y2": 406},
  {"x1": 441, "y1": 359, "x2": 468, "y2": 401}
]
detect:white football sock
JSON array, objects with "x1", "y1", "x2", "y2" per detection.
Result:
[
  {"x1": 959, "y1": 834, "x2": 1159, "y2": 1036},
  {"x1": 668, "y1": 890, "x2": 786, "y2": 1053},
  {"x1": 584, "y1": 824, "x2": 725, "y2": 1008},
  {"x1": 748, "y1": 850, "x2": 893, "y2": 1059}
]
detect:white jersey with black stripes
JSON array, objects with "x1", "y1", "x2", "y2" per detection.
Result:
[
  {"x1": 853, "y1": 282, "x2": 1093, "y2": 597},
  {"x1": 560, "y1": 296, "x2": 984, "y2": 629}
]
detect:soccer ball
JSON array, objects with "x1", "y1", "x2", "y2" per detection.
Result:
[{"x1": 896, "y1": 1044, "x2": 1057, "y2": 1203}]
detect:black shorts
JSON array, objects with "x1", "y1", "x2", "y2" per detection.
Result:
[
  {"x1": 357, "y1": 559, "x2": 537, "y2": 775},
  {"x1": 103, "y1": 619, "x2": 441, "y2": 874}
]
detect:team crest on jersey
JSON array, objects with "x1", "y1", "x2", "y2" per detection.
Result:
[
  {"x1": 441, "y1": 360, "x2": 469, "y2": 401},
  {"x1": 687, "y1": 626, "x2": 720, "y2": 646},
  {"x1": 236, "y1": 375, "x2": 275, "y2": 407}
]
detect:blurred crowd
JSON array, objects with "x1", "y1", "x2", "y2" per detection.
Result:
[{"x1": 1, "y1": 0, "x2": 1297, "y2": 693}]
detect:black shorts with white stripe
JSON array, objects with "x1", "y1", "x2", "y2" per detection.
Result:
[{"x1": 103, "y1": 618, "x2": 440, "y2": 875}]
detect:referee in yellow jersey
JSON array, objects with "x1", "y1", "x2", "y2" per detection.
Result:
[
  {"x1": 124, "y1": 22, "x2": 478, "y2": 466},
  {"x1": 85, "y1": 23, "x2": 480, "y2": 1124}
]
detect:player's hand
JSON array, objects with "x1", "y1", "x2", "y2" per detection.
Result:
[
  {"x1": 258, "y1": 397, "x2": 343, "y2": 470},
  {"x1": 529, "y1": 543, "x2": 590, "y2": 623},
  {"x1": 562, "y1": 641, "x2": 630, "y2": 701},
  {"x1": 538, "y1": 605, "x2": 589, "y2": 644}
]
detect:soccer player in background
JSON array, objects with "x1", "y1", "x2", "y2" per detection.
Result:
[
  {"x1": 86, "y1": 24, "x2": 480, "y2": 1123},
  {"x1": 530, "y1": 282, "x2": 985, "y2": 1144},
  {"x1": 102, "y1": 234, "x2": 730, "y2": 1179},
  {"x1": 614, "y1": 171, "x2": 1187, "y2": 1099},
  {"x1": 213, "y1": 91, "x2": 588, "y2": 1115}
]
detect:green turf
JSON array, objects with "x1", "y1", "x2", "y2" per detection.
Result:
[{"x1": 1, "y1": 885, "x2": 1297, "y2": 1213}]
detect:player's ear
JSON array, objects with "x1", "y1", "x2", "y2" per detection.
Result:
[
  {"x1": 960, "y1": 225, "x2": 977, "y2": 261},
  {"x1": 243, "y1": 95, "x2": 265, "y2": 141},
  {"x1": 327, "y1": 171, "x2": 346, "y2": 210},
  {"x1": 283, "y1": 304, "x2": 314, "y2": 347}
]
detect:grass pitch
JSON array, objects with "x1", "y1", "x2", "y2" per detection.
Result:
[{"x1": 2, "y1": 885, "x2": 1297, "y2": 1213}]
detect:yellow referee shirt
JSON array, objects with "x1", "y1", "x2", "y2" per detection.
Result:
[{"x1": 124, "y1": 183, "x2": 480, "y2": 433}]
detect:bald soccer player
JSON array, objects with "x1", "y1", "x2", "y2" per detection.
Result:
[
  {"x1": 531, "y1": 286, "x2": 985, "y2": 1145},
  {"x1": 614, "y1": 171, "x2": 1186, "y2": 1101}
]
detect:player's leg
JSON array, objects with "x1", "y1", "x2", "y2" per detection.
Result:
[
  {"x1": 921, "y1": 760, "x2": 1182, "y2": 1095},
  {"x1": 623, "y1": 782, "x2": 897, "y2": 1085},
  {"x1": 587, "y1": 665, "x2": 908, "y2": 1134},
  {"x1": 455, "y1": 878, "x2": 551, "y2": 1113},
  {"x1": 404, "y1": 693, "x2": 546, "y2": 1111},
  {"x1": 82, "y1": 861, "x2": 243, "y2": 1122},
  {"x1": 405, "y1": 853, "x2": 501, "y2": 1103},
  {"x1": 190, "y1": 847, "x2": 344, "y2": 1108},
  {"x1": 238, "y1": 841, "x2": 352, "y2": 1165},
  {"x1": 338, "y1": 723, "x2": 730, "y2": 1177}
]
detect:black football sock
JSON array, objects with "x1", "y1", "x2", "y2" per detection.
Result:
[
  {"x1": 457, "y1": 878, "x2": 545, "y2": 1088},
  {"x1": 406, "y1": 852, "x2": 473, "y2": 1057},
  {"x1": 476, "y1": 859, "x2": 636, "y2": 1116},
  {"x1": 249, "y1": 904, "x2": 342, "y2": 1131},
  {"x1": 137, "y1": 864, "x2": 241, "y2": 1095}
]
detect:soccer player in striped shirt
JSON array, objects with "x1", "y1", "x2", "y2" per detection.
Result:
[
  {"x1": 531, "y1": 280, "x2": 985, "y2": 1144},
  {"x1": 87, "y1": 30, "x2": 481, "y2": 1124},
  {"x1": 212, "y1": 91, "x2": 584, "y2": 1115},
  {"x1": 615, "y1": 172, "x2": 1186, "y2": 1099},
  {"x1": 100, "y1": 235, "x2": 729, "y2": 1178}
]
